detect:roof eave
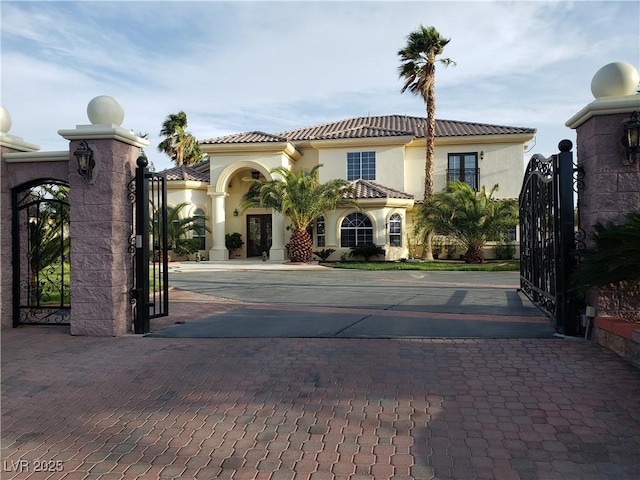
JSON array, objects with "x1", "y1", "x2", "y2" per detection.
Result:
[
  {"x1": 354, "y1": 197, "x2": 415, "y2": 208},
  {"x1": 166, "y1": 180, "x2": 209, "y2": 189},
  {"x1": 201, "y1": 141, "x2": 302, "y2": 161},
  {"x1": 308, "y1": 135, "x2": 415, "y2": 149},
  {"x1": 410, "y1": 132, "x2": 536, "y2": 147}
]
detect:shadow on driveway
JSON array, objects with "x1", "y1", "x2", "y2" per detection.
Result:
[{"x1": 148, "y1": 270, "x2": 555, "y2": 339}]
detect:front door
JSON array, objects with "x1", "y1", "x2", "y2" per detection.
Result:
[{"x1": 247, "y1": 214, "x2": 272, "y2": 257}]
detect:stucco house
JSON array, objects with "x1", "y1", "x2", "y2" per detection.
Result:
[{"x1": 162, "y1": 114, "x2": 535, "y2": 262}]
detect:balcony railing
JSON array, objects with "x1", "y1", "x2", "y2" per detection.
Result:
[{"x1": 447, "y1": 168, "x2": 479, "y2": 191}]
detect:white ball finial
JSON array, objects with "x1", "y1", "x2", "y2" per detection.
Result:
[
  {"x1": 0, "y1": 106, "x2": 12, "y2": 134},
  {"x1": 591, "y1": 62, "x2": 640, "y2": 98},
  {"x1": 87, "y1": 95, "x2": 125, "y2": 126}
]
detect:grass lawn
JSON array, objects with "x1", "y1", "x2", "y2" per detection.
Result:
[{"x1": 322, "y1": 259, "x2": 520, "y2": 272}]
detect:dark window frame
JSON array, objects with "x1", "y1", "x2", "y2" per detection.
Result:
[
  {"x1": 388, "y1": 213, "x2": 402, "y2": 247},
  {"x1": 340, "y1": 212, "x2": 374, "y2": 247},
  {"x1": 447, "y1": 152, "x2": 479, "y2": 191},
  {"x1": 347, "y1": 151, "x2": 376, "y2": 181}
]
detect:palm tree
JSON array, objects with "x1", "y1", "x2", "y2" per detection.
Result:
[
  {"x1": 153, "y1": 202, "x2": 210, "y2": 252},
  {"x1": 415, "y1": 181, "x2": 518, "y2": 263},
  {"x1": 157, "y1": 111, "x2": 204, "y2": 167},
  {"x1": 398, "y1": 25, "x2": 455, "y2": 259},
  {"x1": 241, "y1": 165, "x2": 358, "y2": 263}
]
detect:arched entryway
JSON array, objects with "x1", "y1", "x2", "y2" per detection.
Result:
[{"x1": 11, "y1": 179, "x2": 70, "y2": 326}]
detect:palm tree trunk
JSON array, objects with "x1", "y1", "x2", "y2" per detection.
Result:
[
  {"x1": 288, "y1": 228, "x2": 313, "y2": 263},
  {"x1": 422, "y1": 79, "x2": 436, "y2": 261},
  {"x1": 465, "y1": 245, "x2": 484, "y2": 264}
]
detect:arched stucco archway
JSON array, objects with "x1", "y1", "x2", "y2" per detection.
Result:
[{"x1": 208, "y1": 162, "x2": 286, "y2": 261}]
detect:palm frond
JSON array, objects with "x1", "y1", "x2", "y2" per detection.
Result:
[{"x1": 570, "y1": 212, "x2": 640, "y2": 291}]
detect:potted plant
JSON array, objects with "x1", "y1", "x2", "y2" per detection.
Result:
[{"x1": 225, "y1": 232, "x2": 244, "y2": 257}]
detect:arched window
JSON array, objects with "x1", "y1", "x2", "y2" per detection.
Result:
[
  {"x1": 389, "y1": 213, "x2": 402, "y2": 247},
  {"x1": 341, "y1": 213, "x2": 373, "y2": 247},
  {"x1": 193, "y1": 208, "x2": 206, "y2": 250},
  {"x1": 316, "y1": 216, "x2": 325, "y2": 247}
]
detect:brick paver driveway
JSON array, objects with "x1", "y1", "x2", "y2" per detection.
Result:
[{"x1": 2, "y1": 268, "x2": 640, "y2": 479}]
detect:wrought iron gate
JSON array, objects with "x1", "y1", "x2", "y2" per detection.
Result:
[
  {"x1": 519, "y1": 139, "x2": 580, "y2": 335},
  {"x1": 12, "y1": 180, "x2": 71, "y2": 326},
  {"x1": 129, "y1": 156, "x2": 169, "y2": 334}
]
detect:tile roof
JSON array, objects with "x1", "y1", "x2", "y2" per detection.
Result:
[
  {"x1": 201, "y1": 115, "x2": 536, "y2": 144},
  {"x1": 161, "y1": 165, "x2": 210, "y2": 182},
  {"x1": 345, "y1": 179, "x2": 414, "y2": 200},
  {"x1": 201, "y1": 131, "x2": 288, "y2": 145}
]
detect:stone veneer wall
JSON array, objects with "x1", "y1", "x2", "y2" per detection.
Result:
[
  {"x1": 68, "y1": 139, "x2": 137, "y2": 336},
  {"x1": 575, "y1": 112, "x2": 640, "y2": 322},
  {"x1": 0, "y1": 148, "x2": 69, "y2": 328}
]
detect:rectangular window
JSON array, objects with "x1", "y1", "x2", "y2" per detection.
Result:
[
  {"x1": 506, "y1": 226, "x2": 517, "y2": 242},
  {"x1": 447, "y1": 153, "x2": 479, "y2": 190},
  {"x1": 316, "y1": 217, "x2": 325, "y2": 247},
  {"x1": 389, "y1": 214, "x2": 402, "y2": 247},
  {"x1": 347, "y1": 152, "x2": 376, "y2": 181}
]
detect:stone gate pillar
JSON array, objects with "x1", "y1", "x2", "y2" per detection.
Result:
[
  {"x1": 59, "y1": 96, "x2": 149, "y2": 336},
  {"x1": 566, "y1": 62, "x2": 640, "y2": 321}
]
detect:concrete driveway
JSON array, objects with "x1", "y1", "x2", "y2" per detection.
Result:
[{"x1": 149, "y1": 263, "x2": 554, "y2": 339}]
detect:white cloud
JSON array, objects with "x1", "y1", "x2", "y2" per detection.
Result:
[{"x1": 1, "y1": 0, "x2": 638, "y2": 171}]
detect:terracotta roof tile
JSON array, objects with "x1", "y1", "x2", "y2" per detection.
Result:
[
  {"x1": 345, "y1": 179, "x2": 414, "y2": 200},
  {"x1": 201, "y1": 115, "x2": 535, "y2": 145},
  {"x1": 201, "y1": 131, "x2": 289, "y2": 144},
  {"x1": 161, "y1": 165, "x2": 210, "y2": 182}
]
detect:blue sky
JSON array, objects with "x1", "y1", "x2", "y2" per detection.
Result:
[{"x1": 2, "y1": 1, "x2": 639, "y2": 171}]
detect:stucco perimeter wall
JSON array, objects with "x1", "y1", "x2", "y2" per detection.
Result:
[
  {"x1": 68, "y1": 139, "x2": 137, "y2": 336},
  {"x1": 575, "y1": 112, "x2": 640, "y2": 322},
  {"x1": 0, "y1": 149, "x2": 69, "y2": 328}
]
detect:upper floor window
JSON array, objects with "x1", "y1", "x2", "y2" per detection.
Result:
[
  {"x1": 341, "y1": 212, "x2": 373, "y2": 247},
  {"x1": 388, "y1": 213, "x2": 402, "y2": 247},
  {"x1": 447, "y1": 153, "x2": 479, "y2": 191},
  {"x1": 347, "y1": 151, "x2": 376, "y2": 181}
]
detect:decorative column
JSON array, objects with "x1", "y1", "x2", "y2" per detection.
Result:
[
  {"x1": 566, "y1": 62, "x2": 640, "y2": 322},
  {"x1": 59, "y1": 96, "x2": 148, "y2": 336},
  {"x1": 270, "y1": 211, "x2": 286, "y2": 261},
  {"x1": 209, "y1": 190, "x2": 229, "y2": 260}
]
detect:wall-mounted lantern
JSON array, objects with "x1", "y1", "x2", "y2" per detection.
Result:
[
  {"x1": 233, "y1": 208, "x2": 239, "y2": 217},
  {"x1": 622, "y1": 111, "x2": 640, "y2": 164},
  {"x1": 251, "y1": 170, "x2": 260, "y2": 179},
  {"x1": 73, "y1": 140, "x2": 95, "y2": 183}
]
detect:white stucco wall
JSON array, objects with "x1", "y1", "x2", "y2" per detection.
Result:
[
  {"x1": 316, "y1": 144, "x2": 406, "y2": 189},
  {"x1": 405, "y1": 140, "x2": 526, "y2": 200}
]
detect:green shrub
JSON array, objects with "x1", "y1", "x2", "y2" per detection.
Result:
[
  {"x1": 494, "y1": 238, "x2": 516, "y2": 260},
  {"x1": 349, "y1": 243, "x2": 385, "y2": 262},
  {"x1": 571, "y1": 212, "x2": 640, "y2": 291},
  {"x1": 172, "y1": 238, "x2": 201, "y2": 257},
  {"x1": 225, "y1": 232, "x2": 244, "y2": 254},
  {"x1": 313, "y1": 248, "x2": 336, "y2": 261}
]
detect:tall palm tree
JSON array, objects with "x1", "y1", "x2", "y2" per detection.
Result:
[
  {"x1": 241, "y1": 165, "x2": 358, "y2": 263},
  {"x1": 157, "y1": 111, "x2": 204, "y2": 167},
  {"x1": 398, "y1": 25, "x2": 455, "y2": 259},
  {"x1": 415, "y1": 181, "x2": 518, "y2": 263}
]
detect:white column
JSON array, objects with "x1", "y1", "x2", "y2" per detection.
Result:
[
  {"x1": 325, "y1": 211, "x2": 339, "y2": 247},
  {"x1": 270, "y1": 211, "x2": 286, "y2": 261},
  {"x1": 209, "y1": 192, "x2": 229, "y2": 260}
]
